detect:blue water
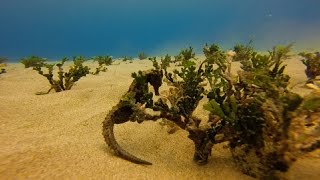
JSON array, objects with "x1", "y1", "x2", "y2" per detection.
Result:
[{"x1": 1, "y1": 0, "x2": 320, "y2": 61}]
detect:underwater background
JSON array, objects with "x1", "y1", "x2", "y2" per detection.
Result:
[{"x1": 1, "y1": 0, "x2": 320, "y2": 61}]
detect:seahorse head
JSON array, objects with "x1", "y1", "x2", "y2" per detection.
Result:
[{"x1": 147, "y1": 69, "x2": 163, "y2": 96}]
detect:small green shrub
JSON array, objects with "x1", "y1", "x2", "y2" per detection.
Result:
[
  {"x1": 232, "y1": 41, "x2": 254, "y2": 62},
  {"x1": 92, "y1": 55, "x2": 113, "y2": 74},
  {"x1": 0, "y1": 57, "x2": 7, "y2": 74},
  {"x1": 122, "y1": 56, "x2": 133, "y2": 62},
  {"x1": 0, "y1": 57, "x2": 8, "y2": 64},
  {"x1": 148, "y1": 57, "x2": 160, "y2": 70},
  {"x1": 237, "y1": 44, "x2": 292, "y2": 93},
  {"x1": 174, "y1": 47, "x2": 195, "y2": 65},
  {"x1": 299, "y1": 52, "x2": 320, "y2": 83},
  {"x1": 33, "y1": 57, "x2": 90, "y2": 94},
  {"x1": 138, "y1": 52, "x2": 147, "y2": 60},
  {"x1": 20, "y1": 56, "x2": 46, "y2": 68},
  {"x1": 203, "y1": 43, "x2": 300, "y2": 178},
  {"x1": 203, "y1": 43, "x2": 220, "y2": 57},
  {"x1": 93, "y1": 55, "x2": 113, "y2": 66},
  {"x1": 160, "y1": 54, "x2": 171, "y2": 70}
]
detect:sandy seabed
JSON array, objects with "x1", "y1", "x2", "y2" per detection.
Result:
[{"x1": 0, "y1": 57, "x2": 319, "y2": 179}]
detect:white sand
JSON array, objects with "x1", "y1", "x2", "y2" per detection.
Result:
[{"x1": 0, "y1": 57, "x2": 316, "y2": 179}]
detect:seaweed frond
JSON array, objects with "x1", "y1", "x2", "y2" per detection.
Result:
[
  {"x1": 148, "y1": 57, "x2": 160, "y2": 70},
  {"x1": 0, "y1": 57, "x2": 8, "y2": 74},
  {"x1": 174, "y1": 47, "x2": 196, "y2": 65},
  {"x1": 92, "y1": 55, "x2": 113, "y2": 74},
  {"x1": 122, "y1": 56, "x2": 133, "y2": 62},
  {"x1": 138, "y1": 52, "x2": 147, "y2": 60},
  {"x1": 20, "y1": 56, "x2": 46, "y2": 68},
  {"x1": 0, "y1": 57, "x2": 8, "y2": 64},
  {"x1": 160, "y1": 54, "x2": 171, "y2": 70},
  {"x1": 33, "y1": 57, "x2": 90, "y2": 94},
  {"x1": 232, "y1": 41, "x2": 254, "y2": 62},
  {"x1": 299, "y1": 51, "x2": 320, "y2": 83}
]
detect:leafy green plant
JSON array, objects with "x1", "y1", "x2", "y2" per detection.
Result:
[
  {"x1": 122, "y1": 56, "x2": 133, "y2": 62},
  {"x1": 0, "y1": 57, "x2": 8, "y2": 64},
  {"x1": 299, "y1": 51, "x2": 320, "y2": 83},
  {"x1": 160, "y1": 54, "x2": 171, "y2": 70},
  {"x1": 93, "y1": 55, "x2": 113, "y2": 66},
  {"x1": 238, "y1": 44, "x2": 292, "y2": 96},
  {"x1": 92, "y1": 55, "x2": 113, "y2": 75},
  {"x1": 232, "y1": 41, "x2": 254, "y2": 62},
  {"x1": 148, "y1": 57, "x2": 160, "y2": 70},
  {"x1": 20, "y1": 56, "x2": 46, "y2": 68},
  {"x1": 205, "y1": 43, "x2": 293, "y2": 137},
  {"x1": 150, "y1": 48, "x2": 210, "y2": 164},
  {"x1": 174, "y1": 47, "x2": 195, "y2": 65},
  {"x1": 138, "y1": 52, "x2": 147, "y2": 60},
  {"x1": 33, "y1": 57, "x2": 90, "y2": 94},
  {"x1": 203, "y1": 43, "x2": 220, "y2": 57},
  {"x1": 0, "y1": 57, "x2": 7, "y2": 74},
  {"x1": 202, "y1": 43, "x2": 303, "y2": 178},
  {"x1": 158, "y1": 60, "x2": 204, "y2": 117}
]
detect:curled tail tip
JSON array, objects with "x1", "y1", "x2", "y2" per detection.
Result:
[
  {"x1": 103, "y1": 119, "x2": 153, "y2": 166},
  {"x1": 137, "y1": 160, "x2": 152, "y2": 165},
  {"x1": 118, "y1": 151, "x2": 153, "y2": 165}
]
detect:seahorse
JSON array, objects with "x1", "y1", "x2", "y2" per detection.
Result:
[{"x1": 102, "y1": 69, "x2": 163, "y2": 165}]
